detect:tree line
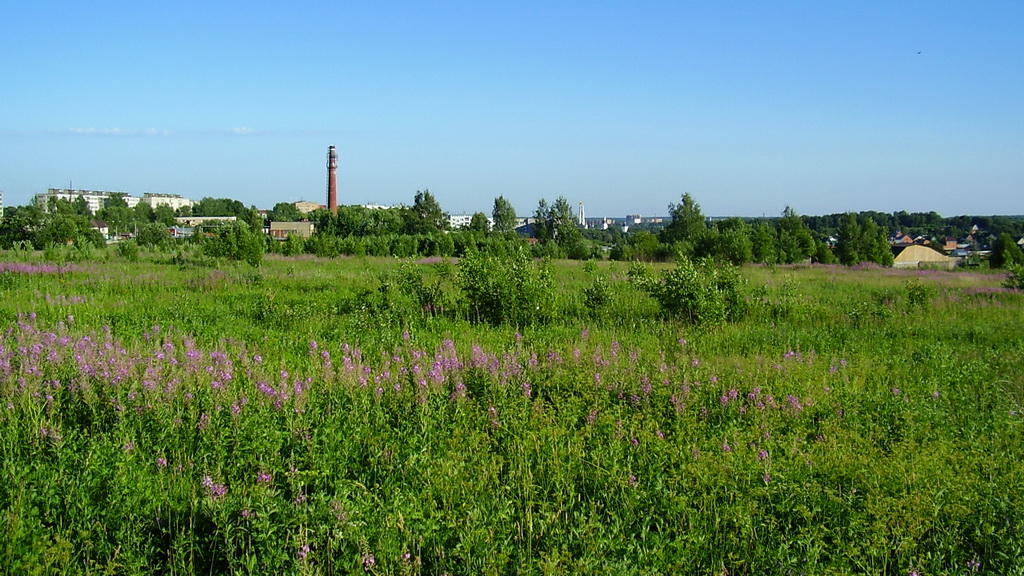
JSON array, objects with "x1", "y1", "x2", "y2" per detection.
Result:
[{"x1": 1, "y1": 190, "x2": 1022, "y2": 268}]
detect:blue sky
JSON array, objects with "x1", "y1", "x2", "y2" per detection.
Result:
[{"x1": 2, "y1": 1, "x2": 1021, "y2": 217}]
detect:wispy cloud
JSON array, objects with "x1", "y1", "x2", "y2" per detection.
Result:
[
  {"x1": 2, "y1": 127, "x2": 347, "y2": 137},
  {"x1": 66, "y1": 127, "x2": 172, "y2": 136}
]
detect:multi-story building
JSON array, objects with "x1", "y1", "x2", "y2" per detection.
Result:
[
  {"x1": 142, "y1": 193, "x2": 193, "y2": 211},
  {"x1": 36, "y1": 189, "x2": 142, "y2": 213}
]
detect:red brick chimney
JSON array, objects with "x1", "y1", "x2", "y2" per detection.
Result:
[{"x1": 327, "y1": 145, "x2": 338, "y2": 215}]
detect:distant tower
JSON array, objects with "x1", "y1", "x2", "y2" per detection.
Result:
[
  {"x1": 327, "y1": 146, "x2": 338, "y2": 215},
  {"x1": 578, "y1": 202, "x2": 586, "y2": 227}
]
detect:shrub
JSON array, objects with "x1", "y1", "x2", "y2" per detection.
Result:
[
  {"x1": 582, "y1": 276, "x2": 612, "y2": 317},
  {"x1": 202, "y1": 224, "x2": 265, "y2": 266},
  {"x1": 629, "y1": 256, "x2": 747, "y2": 324},
  {"x1": 116, "y1": 240, "x2": 139, "y2": 262},
  {"x1": 458, "y1": 246, "x2": 554, "y2": 326},
  {"x1": 905, "y1": 279, "x2": 934, "y2": 309},
  {"x1": 1004, "y1": 264, "x2": 1024, "y2": 291}
]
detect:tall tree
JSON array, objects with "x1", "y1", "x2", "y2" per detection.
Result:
[
  {"x1": 532, "y1": 199, "x2": 552, "y2": 244},
  {"x1": 403, "y1": 189, "x2": 446, "y2": 234},
  {"x1": 468, "y1": 212, "x2": 490, "y2": 232},
  {"x1": 492, "y1": 196, "x2": 517, "y2": 234},
  {"x1": 660, "y1": 193, "x2": 706, "y2": 254},
  {"x1": 990, "y1": 232, "x2": 1024, "y2": 268},
  {"x1": 776, "y1": 206, "x2": 816, "y2": 264},
  {"x1": 835, "y1": 213, "x2": 863, "y2": 266},
  {"x1": 269, "y1": 202, "x2": 302, "y2": 222},
  {"x1": 750, "y1": 221, "x2": 778, "y2": 264}
]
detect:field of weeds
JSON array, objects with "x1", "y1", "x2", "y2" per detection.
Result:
[{"x1": 2, "y1": 252, "x2": 1023, "y2": 575}]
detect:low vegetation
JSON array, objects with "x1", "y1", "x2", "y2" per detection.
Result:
[{"x1": 2, "y1": 247, "x2": 1023, "y2": 574}]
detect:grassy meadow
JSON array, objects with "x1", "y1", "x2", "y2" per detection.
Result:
[{"x1": 2, "y1": 250, "x2": 1023, "y2": 575}]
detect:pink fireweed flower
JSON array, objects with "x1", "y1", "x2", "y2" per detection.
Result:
[{"x1": 201, "y1": 476, "x2": 227, "y2": 499}]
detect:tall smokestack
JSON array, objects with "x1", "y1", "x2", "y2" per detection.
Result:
[{"x1": 327, "y1": 145, "x2": 338, "y2": 214}]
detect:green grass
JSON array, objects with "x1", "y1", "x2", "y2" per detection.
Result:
[{"x1": 1, "y1": 251, "x2": 1022, "y2": 574}]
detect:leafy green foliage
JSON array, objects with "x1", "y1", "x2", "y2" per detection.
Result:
[
  {"x1": 1004, "y1": 263, "x2": 1024, "y2": 290},
  {"x1": 403, "y1": 189, "x2": 447, "y2": 234},
  {"x1": 2, "y1": 252, "x2": 1024, "y2": 574},
  {"x1": 628, "y1": 256, "x2": 747, "y2": 324},
  {"x1": 202, "y1": 223, "x2": 265, "y2": 266},
  {"x1": 457, "y1": 246, "x2": 554, "y2": 325},
  {"x1": 491, "y1": 195, "x2": 517, "y2": 234},
  {"x1": 990, "y1": 232, "x2": 1024, "y2": 269}
]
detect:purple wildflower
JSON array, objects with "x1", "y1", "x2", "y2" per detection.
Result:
[{"x1": 201, "y1": 476, "x2": 227, "y2": 499}]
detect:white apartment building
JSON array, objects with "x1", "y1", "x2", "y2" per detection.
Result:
[
  {"x1": 35, "y1": 189, "x2": 192, "y2": 213},
  {"x1": 36, "y1": 189, "x2": 140, "y2": 213},
  {"x1": 142, "y1": 193, "x2": 193, "y2": 211}
]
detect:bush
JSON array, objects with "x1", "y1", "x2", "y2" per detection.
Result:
[
  {"x1": 202, "y1": 224, "x2": 265, "y2": 266},
  {"x1": 116, "y1": 240, "x2": 139, "y2": 262},
  {"x1": 582, "y1": 276, "x2": 612, "y2": 317},
  {"x1": 458, "y1": 246, "x2": 554, "y2": 326},
  {"x1": 1004, "y1": 264, "x2": 1024, "y2": 291},
  {"x1": 629, "y1": 256, "x2": 747, "y2": 324}
]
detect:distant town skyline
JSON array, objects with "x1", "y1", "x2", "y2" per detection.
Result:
[{"x1": 2, "y1": 2, "x2": 1022, "y2": 217}]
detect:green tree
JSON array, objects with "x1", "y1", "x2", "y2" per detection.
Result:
[
  {"x1": 861, "y1": 219, "x2": 894, "y2": 266},
  {"x1": 403, "y1": 189, "x2": 446, "y2": 234},
  {"x1": 990, "y1": 233, "x2": 1024, "y2": 269},
  {"x1": 698, "y1": 218, "x2": 753, "y2": 265},
  {"x1": 532, "y1": 199, "x2": 553, "y2": 244},
  {"x1": 750, "y1": 221, "x2": 778, "y2": 264},
  {"x1": 467, "y1": 212, "x2": 490, "y2": 232},
  {"x1": 153, "y1": 204, "x2": 177, "y2": 227},
  {"x1": 0, "y1": 205, "x2": 44, "y2": 248},
  {"x1": 492, "y1": 196, "x2": 517, "y2": 234},
  {"x1": 133, "y1": 202, "x2": 154, "y2": 224},
  {"x1": 104, "y1": 193, "x2": 129, "y2": 210},
  {"x1": 660, "y1": 193, "x2": 706, "y2": 250},
  {"x1": 96, "y1": 204, "x2": 134, "y2": 238},
  {"x1": 269, "y1": 202, "x2": 302, "y2": 222},
  {"x1": 776, "y1": 207, "x2": 816, "y2": 264},
  {"x1": 835, "y1": 213, "x2": 863, "y2": 266},
  {"x1": 136, "y1": 222, "x2": 170, "y2": 248},
  {"x1": 192, "y1": 197, "x2": 248, "y2": 217},
  {"x1": 72, "y1": 195, "x2": 91, "y2": 216},
  {"x1": 202, "y1": 223, "x2": 265, "y2": 266},
  {"x1": 549, "y1": 196, "x2": 581, "y2": 249}
]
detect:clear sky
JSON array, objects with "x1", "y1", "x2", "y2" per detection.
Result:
[{"x1": 2, "y1": 1, "x2": 1022, "y2": 218}]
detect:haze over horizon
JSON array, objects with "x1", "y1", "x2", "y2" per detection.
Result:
[{"x1": 2, "y1": 2, "x2": 1022, "y2": 218}]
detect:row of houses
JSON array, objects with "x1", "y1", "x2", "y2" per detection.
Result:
[{"x1": 887, "y1": 230, "x2": 1024, "y2": 269}]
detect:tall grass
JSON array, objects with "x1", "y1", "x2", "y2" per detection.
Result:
[{"x1": 1, "y1": 252, "x2": 1022, "y2": 574}]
